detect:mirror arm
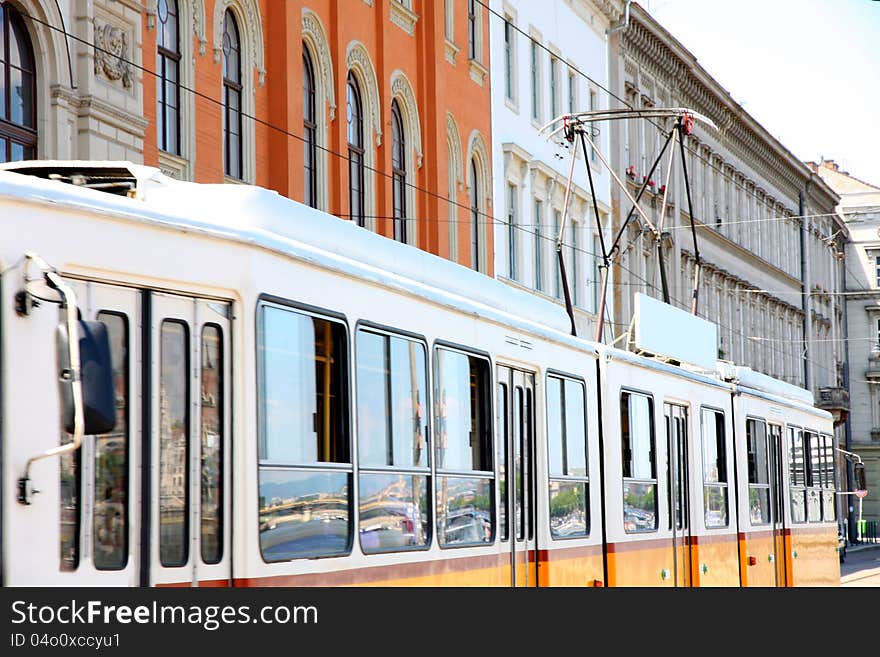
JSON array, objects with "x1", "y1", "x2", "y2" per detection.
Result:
[{"x1": 17, "y1": 254, "x2": 85, "y2": 505}]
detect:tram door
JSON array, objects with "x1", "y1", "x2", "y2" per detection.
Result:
[
  {"x1": 497, "y1": 366, "x2": 538, "y2": 587},
  {"x1": 150, "y1": 292, "x2": 232, "y2": 586},
  {"x1": 664, "y1": 403, "x2": 691, "y2": 587},
  {"x1": 768, "y1": 424, "x2": 787, "y2": 585}
]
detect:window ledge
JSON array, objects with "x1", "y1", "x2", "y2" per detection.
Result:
[
  {"x1": 224, "y1": 175, "x2": 247, "y2": 185},
  {"x1": 445, "y1": 39, "x2": 459, "y2": 65},
  {"x1": 390, "y1": 1, "x2": 419, "y2": 36},
  {"x1": 157, "y1": 150, "x2": 189, "y2": 180},
  {"x1": 468, "y1": 58, "x2": 488, "y2": 86},
  {"x1": 504, "y1": 96, "x2": 519, "y2": 114}
]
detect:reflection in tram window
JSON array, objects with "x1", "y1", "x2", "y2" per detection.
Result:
[
  {"x1": 59, "y1": 437, "x2": 81, "y2": 572},
  {"x1": 160, "y1": 320, "x2": 190, "y2": 567},
  {"x1": 700, "y1": 408, "x2": 728, "y2": 528},
  {"x1": 258, "y1": 469, "x2": 351, "y2": 561},
  {"x1": 788, "y1": 427, "x2": 807, "y2": 524},
  {"x1": 496, "y1": 383, "x2": 508, "y2": 541},
  {"x1": 358, "y1": 473, "x2": 429, "y2": 552},
  {"x1": 805, "y1": 431, "x2": 822, "y2": 522},
  {"x1": 356, "y1": 328, "x2": 430, "y2": 552},
  {"x1": 620, "y1": 391, "x2": 657, "y2": 532},
  {"x1": 746, "y1": 418, "x2": 770, "y2": 525},
  {"x1": 200, "y1": 324, "x2": 223, "y2": 564},
  {"x1": 93, "y1": 311, "x2": 129, "y2": 570},
  {"x1": 435, "y1": 348, "x2": 493, "y2": 546},
  {"x1": 258, "y1": 303, "x2": 352, "y2": 561},
  {"x1": 547, "y1": 375, "x2": 589, "y2": 538},
  {"x1": 821, "y1": 435, "x2": 836, "y2": 522}
]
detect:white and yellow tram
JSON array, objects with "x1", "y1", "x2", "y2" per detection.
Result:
[{"x1": 0, "y1": 161, "x2": 840, "y2": 587}]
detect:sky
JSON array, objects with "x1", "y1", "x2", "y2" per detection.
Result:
[{"x1": 644, "y1": 0, "x2": 880, "y2": 185}]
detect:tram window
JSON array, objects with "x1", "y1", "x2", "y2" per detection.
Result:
[
  {"x1": 620, "y1": 391, "x2": 657, "y2": 533},
  {"x1": 59, "y1": 438, "x2": 81, "y2": 572},
  {"x1": 257, "y1": 303, "x2": 352, "y2": 561},
  {"x1": 497, "y1": 382, "x2": 509, "y2": 541},
  {"x1": 435, "y1": 348, "x2": 493, "y2": 546},
  {"x1": 200, "y1": 324, "x2": 223, "y2": 565},
  {"x1": 820, "y1": 434, "x2": 836, "y2": 523},
  {"x1": 547, "y1": 375, "x2": 589, "y2": 538},
  {"x1": 746, "y1": 419, "x2": 770, "y2": 525},
  {"x1": 356, "y1": 328, "x2": 430, "y2": 553},
  {"x1": 700, "y1": 408, "x2": 728, "y2": 528},
  {"x1": 159, "y1": 320, "x2": 190, "y2": 568},
  {"x1": 788, "y1": 427, "x2": 807, "y2": 524},
  {"x1": 805, "y1": 431, "x2": 822, "y2": 522},
  {"x1": 93, "y1": 311, "x2": 129, "y2": 570}
]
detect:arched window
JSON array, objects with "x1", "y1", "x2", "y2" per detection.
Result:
[
  {"x1": 303, "y1": 49, "x2": 317, "y2": 208},
  {"x1": 470, "y1": 159, "x2": 480, "y2": 271},
  {"x1": 156, "y1": 0, "x2": 180, "y2": 155},
  {"x1": 347, "y1": 71, "x2": 365, "y2": 227},
  {"x1": 222, "y1": 10, "x2": 242, "y2": 180},
  {"x1": 1, "y1": 2, "x2": 37, "y2": 162},
  {"x1": 391, "y1": 99, "x2": 406, "y2": 243}
]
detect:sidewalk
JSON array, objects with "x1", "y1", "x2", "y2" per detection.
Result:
[{"x1": 847, "y1": 541, "x2": 880, "y2": 554}]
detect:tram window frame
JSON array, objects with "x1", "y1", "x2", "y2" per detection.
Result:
[
  {"x1": 546, "y1": 371, "x2": 590, "y2": 540},
  {"x1": 820, "y1": 433, "x2": 836, "y2": 523},
  {"x1": 745, "y1": 417, "x2": 770, "y2": 526},
  {"x1": 93, "y1": 310, "x2": 130, "y2": 571},
  {"x1": 434, "y1": 344, "x2": 494, "y2": 548},
  {"x1": 699, "y1": 406, "x2": 728, "y2": 529},
  {"x1": 787, "y1": 425, "x2": 807, "y2": 524},
  {"x1": 256, "y1": 298, "x2": 354, "y2": 563},
  {"x1": 620, "y1": 389, "x2": 657, "y2": 534},
  {"x1": 497, "y1": 381, "x2": 509, "y2": 542},
  {"x1": 355, "y1": 323, "x2": 431, "y2": 554},
  {"x1": 804, "y1": 430, "x2": 823, "y2": 523}
]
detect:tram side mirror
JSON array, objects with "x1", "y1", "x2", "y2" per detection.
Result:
[
  {"x1": 854, "y1": 462, "x2": 867, "y2": 493},
  {"x1": 56, "y1": 320, "x2": 116, "y2": 435}
]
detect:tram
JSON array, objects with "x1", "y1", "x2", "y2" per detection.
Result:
[{"x1": 0, "y1": 161, "x2": 840, "y2": 587}]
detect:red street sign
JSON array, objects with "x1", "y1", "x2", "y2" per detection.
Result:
[{"x1": 855, "y1": 489, "x2": 868, "y2": 499}]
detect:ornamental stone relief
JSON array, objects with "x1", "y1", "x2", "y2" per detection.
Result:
[{"x1": 93, "y1": 20, "x2": 133, "y2": 88}]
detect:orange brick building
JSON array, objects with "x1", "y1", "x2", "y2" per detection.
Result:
[{"x1": 141, "y1": 0, "x2": 494, "y2": 273}]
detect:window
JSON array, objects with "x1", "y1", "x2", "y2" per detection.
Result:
[
  {"x1": 222, "y1": 10, "x2": 243, "y2": 179},
  {"x1": 200, "y1": 325, "x2": 224, "y2": 564},
  {"x1": 469, "y1": 159, "x2": 480, "y2": 271},
  {"x1": 0, "y1": 3, "x2": 36, "y2": 161},
  {"x1": 567, "y1": 69, "x2": 576, "y2": 113},
  {"x1": 303, "y1": 50, "x2": 318, "y2": 208},
  {"x1": 356, "y1": 328, "x2": 429, "y2": 553},
  {"x1": 805, "y1": 431, "x2": 824, "y2": 522},
  {"x1": 503, "y1": 18, "x2": 514, "y2": 101},
  {"x1": 553, "y1": 209, "x2": 562, "y2": 299},
  {"x1": 589, "y1": 89, "x2": 598, "y2": 163},
  {"x1": 570, "y1": 223, "x2": 578, "y2": 306},
  {"x1": 530, "y1": 40, "x2": 540, "y2": 121},
  {"x1": 788, "y1": 426, "x2": 807, "y2": 523},
  {"x1": 547, "y1": 375, "x2": 589, "y2": 538},
  {"x1": 444, "y1": 0, "x2": 454, "y2": 41},
  {"x1": 93, "y1": 312, "x2": 129, "y2": 570},
  {"x1": 160, "y1": 320, "x2": 190, "y2": 567},
  {"x1": 821, "y1": 434, "x2": 836, "y2": 522},
  {"x1": 700, "y1": 408, "x2": 728, "y2": 528},
  {"x1": 435, "y1": 348, "x2": 493, "y2": 546},
  {"x1": 875, "y1": 255, "x2": 880, "y2": 287},
  {"x1": 347, "y1": 72, "x2": 365, "y2": 227},
  {"x1": 746, "y1": 418, "x2": 770, "y2": 525},
  {"x1": 507, "y1": 182, "x2": 517, "y2": 280},
  {"x1": 258, "y1": 303, "x2": 351, "y2": 561},
  {"x1": 156, "y1": 0, "x2": 181, "y2": 155},
  {"x1": 60, "y1": 435, "x2": 81, "y2": 571},
  {"x1": 467, "y1": 0, "x2": 477, "y2": 60},
  {"x1": 496, "y1": 382, "x2": 509, "y2": 541},
  {"x1": 534, "y1": 198, "x2": 543, "y2": 291},
  {"x1": 620, "y1": 391, "x2": 657, "y2": 531},
  {"x1": 391, "y1": 100, "x2": 407, "y2": 243},
  {"x1": 549, "y1": 54, "x2": 559, "y2": 118}
]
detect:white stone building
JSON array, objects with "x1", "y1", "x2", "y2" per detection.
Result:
[
  {"x1": 489, "y1": 0, "x2": 623, "y2": 337},
  {"x1": 0, "y1": 0, "x2": 146, "y2": 164},
  {"x1": 812, "y1": 159, "x2": 880, "y2": 531}
]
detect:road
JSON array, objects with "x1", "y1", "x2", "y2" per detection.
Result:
[{"x1": 840, "y1": 544, "x2": 880, "y2": 587}]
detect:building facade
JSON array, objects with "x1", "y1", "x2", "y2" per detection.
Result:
[
  {"x1": 812, "y1": 159, "x2": 880, "y2": 530},
  {"x1": 489, "y1": 0, "x2": 622, "y2": 337},
  {"x1": 1, "y1": 0, "x2": 494, "y2": 273}
]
